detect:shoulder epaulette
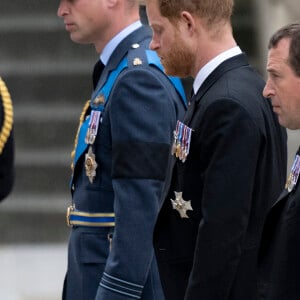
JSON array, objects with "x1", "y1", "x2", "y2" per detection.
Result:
[{"x1": 0, "y1": 77, "x2": 13, "y2": 155}]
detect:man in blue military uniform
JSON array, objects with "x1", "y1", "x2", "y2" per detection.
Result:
[
  {"x1": 57, "y1": 0, "x2": 186, "y2": 299},
  {"x1": 0, "y1": 77, "x2": 14, "y2": 202}
]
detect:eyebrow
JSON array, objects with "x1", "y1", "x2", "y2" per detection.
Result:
[{"x1": 266, "y1": 67, "x2": 282, "y2": 77}]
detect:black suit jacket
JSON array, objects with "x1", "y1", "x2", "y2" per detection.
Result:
[
  {"x1": 0, "y1": 78, "x2": 14, "y2": 201},
  {"x1": 153, "y1": 54, "x2": 287, "y2": 300},
  {"x1": 258, "y1": 147, "x2": 300, "y2": 300}
]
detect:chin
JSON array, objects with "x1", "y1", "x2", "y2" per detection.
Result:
[
  {"x1": 70, "y1": 34, "x2": 87, "y2": 45},
  {"x1": 162, "y1": 64, "x2": 181, "y2": 77},
  {"x1": 163, "y1": 68, "x2": 177, "y2": 77},
  {"x1": 167, "y1": 68, "x2": 189, "y2": 78}
]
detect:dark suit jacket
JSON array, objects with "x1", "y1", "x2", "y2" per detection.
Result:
[
  {"x1": 63, "y1": 26, "x2": 186, "y2": 300},
  {"x1": 258, "y1": 147, "x2": 300, "y2": 300},
  {"x1": 0, "y1": 78, "x2": 14, "y2": 201},
  {"x1": 153, "y1": 54, "x2": 287, "y2": 300}
]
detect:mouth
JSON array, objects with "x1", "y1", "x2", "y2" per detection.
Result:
[
  {"x1": 64, "y1": 22, "x2": 76, "y2": 31},
  {"x1": 272, "y1": 105, "x2": 281, "y2": 114}
]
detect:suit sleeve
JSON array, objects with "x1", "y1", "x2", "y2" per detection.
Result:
[
  {"x1": 185, "y1": 99, "x2": 261, "y2": 300},
  {"x1": 95, "y1": 67, "x2": 180, "y2": 299},
  {"x1": 0, "y1": 93, "x2": 14, "y2": 201}
]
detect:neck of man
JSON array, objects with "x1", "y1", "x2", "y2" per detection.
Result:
[
  {"x1": 192, "y1": 23, "x2": 237, "y2": 77},
  {"x1": 94, "y1": 9, "x2": 140, "y2": 53}
]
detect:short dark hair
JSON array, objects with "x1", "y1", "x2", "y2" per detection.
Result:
[{"x1": 268, "y1": 21, "x2": 300, "y2": 77}]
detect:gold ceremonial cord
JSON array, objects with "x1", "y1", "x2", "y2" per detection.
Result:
[
  {"x1": 0, "y1": 77, "x2": 13, "y2": 155},
  {"x1": 71, "y1": 99, "x2": 90, "y2": 171}
]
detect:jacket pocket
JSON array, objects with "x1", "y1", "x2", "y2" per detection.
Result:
[{"x1": 80, "y1": 231, "x2": 109, "y2": 264}]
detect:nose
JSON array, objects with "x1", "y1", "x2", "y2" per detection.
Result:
[
  {"x1": 263, "y1": 79, "x2": 274, "y2": 99},
  {"x1": 149, "y1": 35, "x2": 159, "y2": 51},
  {"x1": 57, "y1": 0, "x2": 69, "y2": 18}
]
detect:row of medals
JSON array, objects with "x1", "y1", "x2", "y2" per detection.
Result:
[
  {"x1": 171, "y1": 120, "x2": 193, "y2": 218},
  {"x1": 84, "y1": 106, "x2": 102, "y2": 184},
  {"x1": 285, "y1": 154, "x2": 300, "y2": 192},
  {"x1": 171, "y1": 120, "x2": 192, "y2": 163}
]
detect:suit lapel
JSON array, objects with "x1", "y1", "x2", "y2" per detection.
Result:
[{"x1": 271, "y1": 189, "x2": 289, "y2": 208}]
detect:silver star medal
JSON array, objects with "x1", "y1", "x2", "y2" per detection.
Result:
[
  {"x1": 171, "y1": 191, "x2": 193, "y2": 218},
  {"x1": 85, "y1": 146, "x2": 98, "y2": 183}
]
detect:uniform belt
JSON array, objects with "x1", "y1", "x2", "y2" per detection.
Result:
[{"x1": 66, "y1": 206, "x2": 115, "y2": 227}]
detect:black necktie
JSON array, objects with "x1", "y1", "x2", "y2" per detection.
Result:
[{"x1": 92, "y1": 60, "x2": 104, "y2": 89}]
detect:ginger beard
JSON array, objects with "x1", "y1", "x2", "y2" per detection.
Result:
[{"x1": 160, "y1": 31, "x2": 194, "y2": 78}]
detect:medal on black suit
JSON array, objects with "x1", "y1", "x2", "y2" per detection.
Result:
[
  {"x1": 171, "y1": 120, "x2": 192, "y2": 162},
  {"x1": 285, "y1": 154, "x2": 300, "y2": 192},
  {"x1": 171, "y1": 191, "x2": 193, "y2": 218}
]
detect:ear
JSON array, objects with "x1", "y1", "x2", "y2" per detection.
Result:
[
  {"x1": 106, "y1": 0, "x2": 118, "y2": 8},
  {"x1": 180, "y1": 11, "x2": 196, "y2": 35}
]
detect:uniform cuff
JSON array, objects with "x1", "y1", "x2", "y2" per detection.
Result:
[{"x1": 99, "y1": 272, "x2": 143, "y2": 299}]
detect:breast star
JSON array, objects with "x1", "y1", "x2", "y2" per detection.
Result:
[{"x1": 170, "y1": 191, "x2": 193, "y2": 218}]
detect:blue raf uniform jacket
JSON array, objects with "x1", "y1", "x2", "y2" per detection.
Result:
[{"x1": 63, "y1": 25, "x2": 186, "y2": 300}]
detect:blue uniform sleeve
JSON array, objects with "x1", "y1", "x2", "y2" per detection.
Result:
[{"x1": 95, "y1": 66, "x2": 184, "y2": 299}]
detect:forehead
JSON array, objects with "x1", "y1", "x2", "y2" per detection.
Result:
[
  {"x1": 147, "y1": 1, "x2": 178, "y2": 34},
  {"x1": 267, "y1": 38, "x2": 291, "y2": 67},
  {"x1": 147, "y1": 0, "x2": 165, "y2": 24}
]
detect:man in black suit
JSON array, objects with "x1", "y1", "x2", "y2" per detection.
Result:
[
  {"x1": 146, "y1": 0, "x2": 287, "y2": 299},
  {"x1": 258, "y1": 21, "x2": 300, "y2": 300},
  {"x1": 0, "y1": 77, "x2": 14, "y2": 202}
]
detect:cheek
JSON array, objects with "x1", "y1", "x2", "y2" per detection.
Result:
[
  {"x1": 292, "y1": 93, "x2": 300, "y2": 112},
  {"x1": 275, "y1": 80, "x2": 291, "y2": 99},
  {"x1": 280, "y1": 90, "x2": 300, "y2": 115},
  {"x1": 160, "y1": 36, "x2": 172, "y2": 51},
  {"x1": 161, "y1": 30, "x2": 177, "y2": 50}
]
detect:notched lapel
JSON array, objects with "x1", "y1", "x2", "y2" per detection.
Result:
[{"x1": 272, "y1": 189, "x2": 289, "y2": 208}]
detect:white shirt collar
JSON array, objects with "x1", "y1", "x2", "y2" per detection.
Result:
[
  {"x1": 100, "y1": 21, "x2": 142, "y2": 65},
  {"x1": 193, "y1": 46, "x2": 242, "y2": 95}
]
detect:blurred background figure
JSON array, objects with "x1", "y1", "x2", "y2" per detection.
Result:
[{"x1": 0, "y1": 77, "x2": 14, "y2": 202}]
